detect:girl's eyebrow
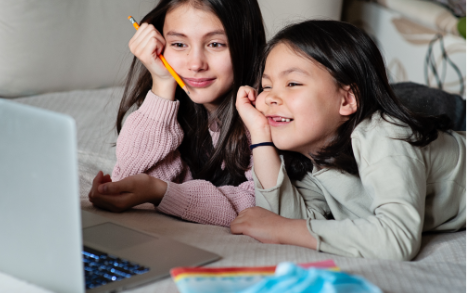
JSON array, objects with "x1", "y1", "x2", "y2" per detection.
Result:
[
  {"x1": 166, "y1": 29, "x2": 226, "y2": 38},
  {"x1": 280, "y1": 67, "x2": 310, "y2": 76},
  {"x1": 262, "y1": 68, "x2": 309, "y2": 80}
]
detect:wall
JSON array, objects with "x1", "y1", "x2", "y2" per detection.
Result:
[{"x1": 258, "y1": 0, "x2": 344, "y2": 39}]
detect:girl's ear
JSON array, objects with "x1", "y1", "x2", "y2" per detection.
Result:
[{"x1": 339, "y1": 85, "x2": 357, "y2": 116}]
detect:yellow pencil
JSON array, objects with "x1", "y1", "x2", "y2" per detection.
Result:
[{"x1": 128, "y1": 16, "x2": 190, "y2": 95}]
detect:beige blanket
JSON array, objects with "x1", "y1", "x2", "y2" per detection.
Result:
[{"x1": 4, "y1": 87, "x2": 465, "y2": 293}]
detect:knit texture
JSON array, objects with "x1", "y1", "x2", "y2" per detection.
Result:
[{"x1": 112, "y1": 91, "x2": 255, "y2": 227}]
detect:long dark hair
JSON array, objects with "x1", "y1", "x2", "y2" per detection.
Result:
[
  {"x1": 256, "y1": 20, "x2": 452, "y2": 180},
  {"x1": 116, "y1": 0, "x2": 266, "y2": 186}
]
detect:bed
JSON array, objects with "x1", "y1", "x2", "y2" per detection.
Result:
[
  {"x1": 0, "y1": 86, "x2": 464, "y2": 293},
  {"x1": 0, "y1": 1, "x2": 465, "y2": 292}
]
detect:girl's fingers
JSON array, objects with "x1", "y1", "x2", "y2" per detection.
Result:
[
  {"x1": 89, "y1": 171, "x2": 103, "y2": 200},
  {"x1": 130, "y1": 23, "x2": 155, "y2": 47},
  {"x1": 129, "y1": 22, "x2": 149, "y2": 48},
  {"x1": 230, "y1": 218, "x2": 244, "y2": 234},
  {"x1": 97, "y1": 191, "x2": 144, "y2": 213},
  {"x1": 230, "y1": 210, "x2": 251, "y2": 235},
  {"x1": 133, "y1": 31, "x2": 159, "y2": 59},
  {"x1": 243, "y1": 86, "x2": 256, "y2": 99},
  {"x1": 133, "y1": 38, "x2": 169, "y2": 78},
  {"x1": 92, "y1": 171, "x2": 103, "y2": 185},
  {"x1": 99, "y1": 173, "x2": 141, "y2": 195},
  {"x1": 101, "y1": 174, "x2": 111, "y2": 183},
  {"x1": 98, "y1": 181, "x2": 124, "y2": 195},
  {"x1": 236, "y1": 86, "x2": 256, "y2": 106},
  {"x1": 130, "y1": 24, "x2": 165, "y2": 59},
  {"x1": 91, "y1": 194, "x2": 125, "y2": 213},
  {"x1": 247, "y1": 89, "x2": 257, "y2": 104},
  {"x1": 134, "y1": 36, "x2": 159, "y2": 62},
  {"x1": 153, "y1": 33, "x2": 166, "y2": 55},
  {"x1": 145, "y1": 38, "x2": 166, "y2": 61}
]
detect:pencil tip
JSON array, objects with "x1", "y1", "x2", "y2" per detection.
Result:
[{"x1": 128, "y1": 16, "x2": 132, "y2": 19}]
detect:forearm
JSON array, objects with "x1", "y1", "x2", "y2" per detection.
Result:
[
  {"x1": 151, "y1": 77, "x2": 177, "y2": 101},
  {"x1": 278, "y1": 219, "x2": 317, "y2": 250},
  {"x1": 231, "y1": 207, "x2": 318, "y2": 249},
  {"x1": 251, "y1": 131, "x2": 281, "y2": 189}
]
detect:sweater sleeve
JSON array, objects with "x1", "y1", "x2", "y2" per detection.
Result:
[
  {"x1": 111, "y1": 90, "x2": 186, "y2": 183},
  {"x1": 156, "y1": 169, "x2": 256, "y2": 227},
  {"x1": 253, "y1": 157, "x2": 330, "y2": 221}
]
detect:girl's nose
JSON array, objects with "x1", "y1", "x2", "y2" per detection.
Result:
[
  {"x1": 264, "y1": 91, "x2": 282, "y2": 106},
  {"x1": 187, "y1": 48, "x2": 208, "y2": 72}
]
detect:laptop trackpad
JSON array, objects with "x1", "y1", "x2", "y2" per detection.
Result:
[{"x1": 83, "y1": 223, "x2": 155, "y2": 250}]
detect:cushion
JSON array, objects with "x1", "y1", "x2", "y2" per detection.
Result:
[
  {"x1": 392, "y1": 82, "x2": 466, "y2": 131},
  {"x1": 375, "y1": 0, "x2": 460, "y2": 35},
  {"x1": 430, "y1": 0, "x2": 465, "y2": 17}
]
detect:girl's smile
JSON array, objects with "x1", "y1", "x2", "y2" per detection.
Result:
[
  {"x1": 163, "y1": 4, "x2": 233, "y2": 112},
  {"x1": 256, "y1": 43, "x2": 354, "y2": 156},
  {"x1": 183, "y1": 77, "x2": 216, "y2": 88},
  {"x1": 266, "y1": 115, "x2": 294, "y2": 126}
]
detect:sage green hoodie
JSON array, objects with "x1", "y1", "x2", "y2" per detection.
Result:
[{"x1": 254, "y1": 113, "x2": 465, "y2": 261}]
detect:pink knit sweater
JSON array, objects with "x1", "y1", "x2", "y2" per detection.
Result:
[{"x1": 112, "y1": 91, "x2": 255, "y2": 227}]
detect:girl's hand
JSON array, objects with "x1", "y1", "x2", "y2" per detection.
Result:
[
  {"x1": 236, "y1": 86, "x2": 271, "y2": 143},
  {"x1": 88, "y1": 171, "x2": 167, "y2": 213},
  {"x1": 129, "y1": 23, "x2": 176, "y2": 99},
  {"x1": 231, "y1": 207, "x2": 318, "y2": 250},
  {"x1": 231, "y1": 207, "x2": 286, "y2": 244}
]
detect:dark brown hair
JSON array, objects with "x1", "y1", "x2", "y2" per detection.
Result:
[
  {"x1": 116, "y1": 0, "x2": 266, "y2": 186},
  {"x1": 257, "y1": 20, "x2": 452, "y2": 180}
]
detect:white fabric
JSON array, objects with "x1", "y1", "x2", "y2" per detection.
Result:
[{"x1": 0, "y1": 87, "x2": 464, "y2": 292}]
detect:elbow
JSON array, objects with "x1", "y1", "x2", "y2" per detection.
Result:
[{"x1": 369, "y1": 236, "x2": 420, "y2": 261}]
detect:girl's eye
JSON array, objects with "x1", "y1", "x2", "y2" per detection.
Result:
[
  {"x1": 171, "y1": 43, "x2": 186, "y2": 48},
  {"x1": 287, "y1": 82, "x2": 301, "y2": 87},
  {"x1": 262, "y1": 85, "x2": 272, "y2": 90},
  {"x1": 208, "y1": 42, "x2": 225, "y2": 48}
]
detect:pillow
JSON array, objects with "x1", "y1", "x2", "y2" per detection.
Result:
[
  {"x1": 392, "y1": 81, "x2": 466, "y2": 131},
  {"x1": 374, "y1": 0, "x2": 460, "y2": 36},
  {"x1": 430, "y1": 0, "x2": 465, "y2": 17},
  {"x1": 0, "y1": 0, "x2": 157, "y2": 98}
]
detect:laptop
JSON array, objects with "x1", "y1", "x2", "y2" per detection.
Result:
[{"x1": 0, "y1": 99, "x2": 220, "y2": 293}]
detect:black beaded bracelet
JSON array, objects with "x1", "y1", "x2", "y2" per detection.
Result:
[{"x1": 249, "y1": 142, "x2": 275, "y2": 151}]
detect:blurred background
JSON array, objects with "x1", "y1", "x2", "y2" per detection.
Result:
[
  {"x1": 0, "y1": 0, "x2": 465, "y2": 98},
  {"x1": 343, "y1": 0, "x2": 465, "y2": 98}
]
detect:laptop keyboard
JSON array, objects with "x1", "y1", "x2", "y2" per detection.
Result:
[{"x1": 83, "y1": 246, "x2": 150, "y2": 290}]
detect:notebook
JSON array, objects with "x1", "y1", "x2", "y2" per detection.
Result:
[{"x1": 0, "y1": 99, "x2": 220, "y2": 293}]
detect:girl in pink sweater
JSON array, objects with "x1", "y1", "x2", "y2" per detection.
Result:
[{"x1": 88, "y1": 0, "x2": 266, "y2": 227}]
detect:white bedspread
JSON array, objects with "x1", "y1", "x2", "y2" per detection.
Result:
[{"x1": 3, "y1": 87, "x2": 465, "y2": 293}]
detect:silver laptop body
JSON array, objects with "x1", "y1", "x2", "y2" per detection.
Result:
[{"x1": 0, "y1": 99, "x2": 220, "y2": 293}]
